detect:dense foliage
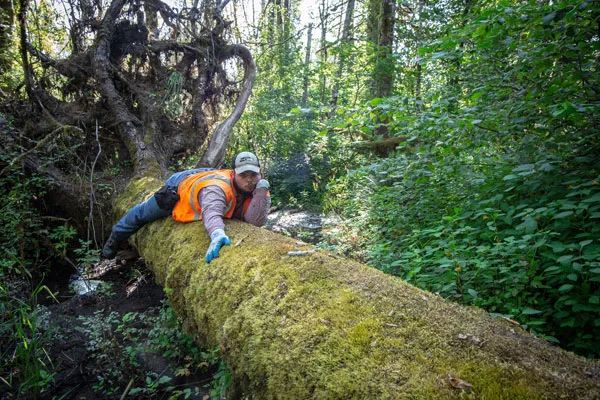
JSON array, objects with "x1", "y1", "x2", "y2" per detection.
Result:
[
  {"x1": 323, "y1": 2, "x2": 599, "y2": 356},
  {"x1": 232, "y1": 0, "x2": 599, "y2": 357}
]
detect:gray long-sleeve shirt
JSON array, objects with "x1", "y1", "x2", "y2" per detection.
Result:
[{"x1": 199, "y1": 185, "x2": 271, "y2": 236}]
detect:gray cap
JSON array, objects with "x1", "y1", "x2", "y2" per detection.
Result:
[{"x1": 234, "y1": 151, "x2": 260, "y2": 174}]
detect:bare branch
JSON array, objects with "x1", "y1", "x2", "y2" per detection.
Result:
[
  {"x1": 27, "y1": 43, "x2": 90, "y2": 80},
  {"x1": 198, "y1": 44, "x2": 256, "y2": 167}
]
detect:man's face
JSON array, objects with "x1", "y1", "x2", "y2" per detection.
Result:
[{"x1": 234, "y1": 171, "x2": 261, "y2": 193}]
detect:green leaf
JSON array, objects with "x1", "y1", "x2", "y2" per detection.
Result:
[
  {"x1": 573, "y1": 303, "x2": 600, "y2": 312},
  {"x1": 526, "y1": 320, "x2": 546, "y2": 326},
  {"x1": 583, "y1": 245, "x2": 600, "y2": 260},
  {"x1": 549, "y1": 241, "x2": 567, "y2": 253},
  {"x1": 513, "y1": 164, "x2": 534, "y2": 173},
  {"x1": 583, "y1": 193, "x2": 600, "y2": 203},
  {"x1": 590, "y1": 296, "x2": 599, "y2": 305},
  {"x1": 467, "y1": 288, "x2": 478, "y2": 297},
  {"x1": 557, "y1": 255, "x2": 573, "y2": 265},
  {"x1": 503, "y1": 174, "x2": 518, "y2": 181},
  {"x1": 522, "y1": 307, "x2": 543, "y2": 315},
  {"x1": 470, "y1": 91, "x2": 483, "y2": 102},
  {"x1": 567, "y1": 273, "x2": 577, "y2": 281},
  {"x1": 553, "y1": 211, "x2": 574, "y2": 219},
  {"x1": 518, "y1": 217, "x2": 537, "y2": 233},
  {"x1": 558, "y1": 284, "x2": 574, "y2": 292},
  {"x1": 431, "y1": 51, "x2": 448, "y2": 60},
  {"x1": 544, "y1": 266, "x2": 561, "y2": 274},
  {"x1": 542, "y1": 11, "x2": 556, "y2": 24}
]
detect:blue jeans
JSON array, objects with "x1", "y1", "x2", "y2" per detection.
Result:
[{"x1": 111, "y1": 168, "x2": 213, "y2": 242}]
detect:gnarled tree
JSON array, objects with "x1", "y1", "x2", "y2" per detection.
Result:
[{"x1": 8, "y1": 0, "x2": 255, "y2": 237}]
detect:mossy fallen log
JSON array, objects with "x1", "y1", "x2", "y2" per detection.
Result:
[{"x1": 116, "y1": 177, "x2": 600, "y2": 399}]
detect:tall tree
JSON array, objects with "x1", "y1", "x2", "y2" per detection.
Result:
[
  {"x1": 367, "y1": 0, "x2": 396, "y2": 99},
  {"x1": 0, "y1": 0, "x2": 14, "y2": 84},
  {"x1": 366, "y1": 0, "x2": 396, "y2": 155},
  {"x1": 301, "y1": 22, "x2": 313, "y2": 106},
  {"x1": 318, "y1": 0, "x2": 329, "y2": 103},
  {"x1": 330, "y1": 0, "x2": 354, "y2": 109}
]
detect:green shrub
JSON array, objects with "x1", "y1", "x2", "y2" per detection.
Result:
[
  {"x1": 394, "y1": 160, "x2": 600, "y2": 356},
  {"x1": 326, "y1": 151, "x2": 600, "y2": 357}
]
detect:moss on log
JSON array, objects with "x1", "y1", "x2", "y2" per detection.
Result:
[{"x1": 117, "y1": 177, "x2": 600, "y2": 399}]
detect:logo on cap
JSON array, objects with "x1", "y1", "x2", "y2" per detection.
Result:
[{"x1": 234, "y1": 152, "x2": 260, "y2": 174}]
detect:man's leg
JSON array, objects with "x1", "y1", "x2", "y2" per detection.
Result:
[{"x1": 102, "y1": 195, "x2": 171, "y2": 258}]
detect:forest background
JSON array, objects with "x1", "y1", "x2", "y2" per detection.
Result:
[{"x1": 0, "y1": 0, "x2": 599, "y2": 397}]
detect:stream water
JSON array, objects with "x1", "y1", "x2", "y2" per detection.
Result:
[{"x1": 265, "y1": 208, "x2": 340, "y2": 244}]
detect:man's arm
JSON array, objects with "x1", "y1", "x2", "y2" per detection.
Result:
[
  {"x1": 200, "y1": 186, "x2": 227, "y2": 236},
  {"x1": 244, "y1": 179, "x2": 271, "y2": 227},
  {"x1": 199, "y1": 186, "x2": 230, "y2": 263}
]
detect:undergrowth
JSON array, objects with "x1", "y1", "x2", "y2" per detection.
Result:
[
  {"x1": 0, "y1": 130, "x2": 58, "y2": 396},
  {"x1": 325, "y1": 151, "x2": 600, "y2": 357},
  {"x1": 77, "y1": 300, "x2": 230, "y2": 399}
]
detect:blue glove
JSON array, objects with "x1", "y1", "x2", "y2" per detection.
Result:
[
  {"x1": 205, "y1": 229, "x2": 231, "y2": 263},
  {"x1": 256, "y1": 179, "x2": 270, "y2": 190}
]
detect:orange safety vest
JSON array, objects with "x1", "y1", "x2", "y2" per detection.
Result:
[{"x1": 172, "y1": 169, "x2": 251, "y2": 223}]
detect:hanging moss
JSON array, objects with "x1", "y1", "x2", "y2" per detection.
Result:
[{"x1": 116, "y1": 177, "x2": 600, "y2": 399}]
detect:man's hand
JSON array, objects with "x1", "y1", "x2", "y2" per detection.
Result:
[
  {"x1": 256, "y1": 179, "x2": 270, "y2": 190},
  {"x1": 205, "y1": 228, "x2": 231, "y2": 263}
]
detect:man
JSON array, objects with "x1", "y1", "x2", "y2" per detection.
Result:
[{"x1": 102, "y1": 151, "x2": 270, "y2": 263}]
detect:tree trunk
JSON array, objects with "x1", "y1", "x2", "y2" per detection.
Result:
[
  {"x1": 414, "y1": 0, "x2": 424, "y2": 112},
  {"x1": 318, "y1": 0, "x2": 328, "y2": 103},
  {"x1": 266, "y1": 0, "x2": 274, "y2": 49},
  {"x1": 448, "y1": 0, "x2": 473, "y2": 112},
  {"x1": 116, "y1": 177, "x2": 600, "y2": 399},
  {"x1": 0, "y1": 0, "x2": 14, "y2": 83},
  {"x1": 301, "y1": 23, "x2": 312, "y2": 107},
  {"x1": 330, "y1": 0, "x2": 354, "y2": 110},
  {"x1": 367, "y1": 0, "x2": 396, "y2": 156},
  {"x1": 367, "y1": 0, "x2": 395, "y2": 99},
  {"x1": 281, "y1": 0, "x2": 291, "y2": 55},
  {"x1": 17, "y1": 0, "x2": 35, "y2": 103}
]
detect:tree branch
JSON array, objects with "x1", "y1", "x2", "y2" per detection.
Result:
[
  {"x1": 198, "y1": 44, "x2": 256, "y2": 167},
  {"x1": 18, "y1": 0, "x2": 35, "y2": 103},
  {"x1": 27, "y1": 43, "x2": 90, "y2": 80}
]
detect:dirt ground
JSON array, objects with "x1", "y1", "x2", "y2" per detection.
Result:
[{"x1": 35, "y1": 254, "x2": 215, "y2": 400}]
